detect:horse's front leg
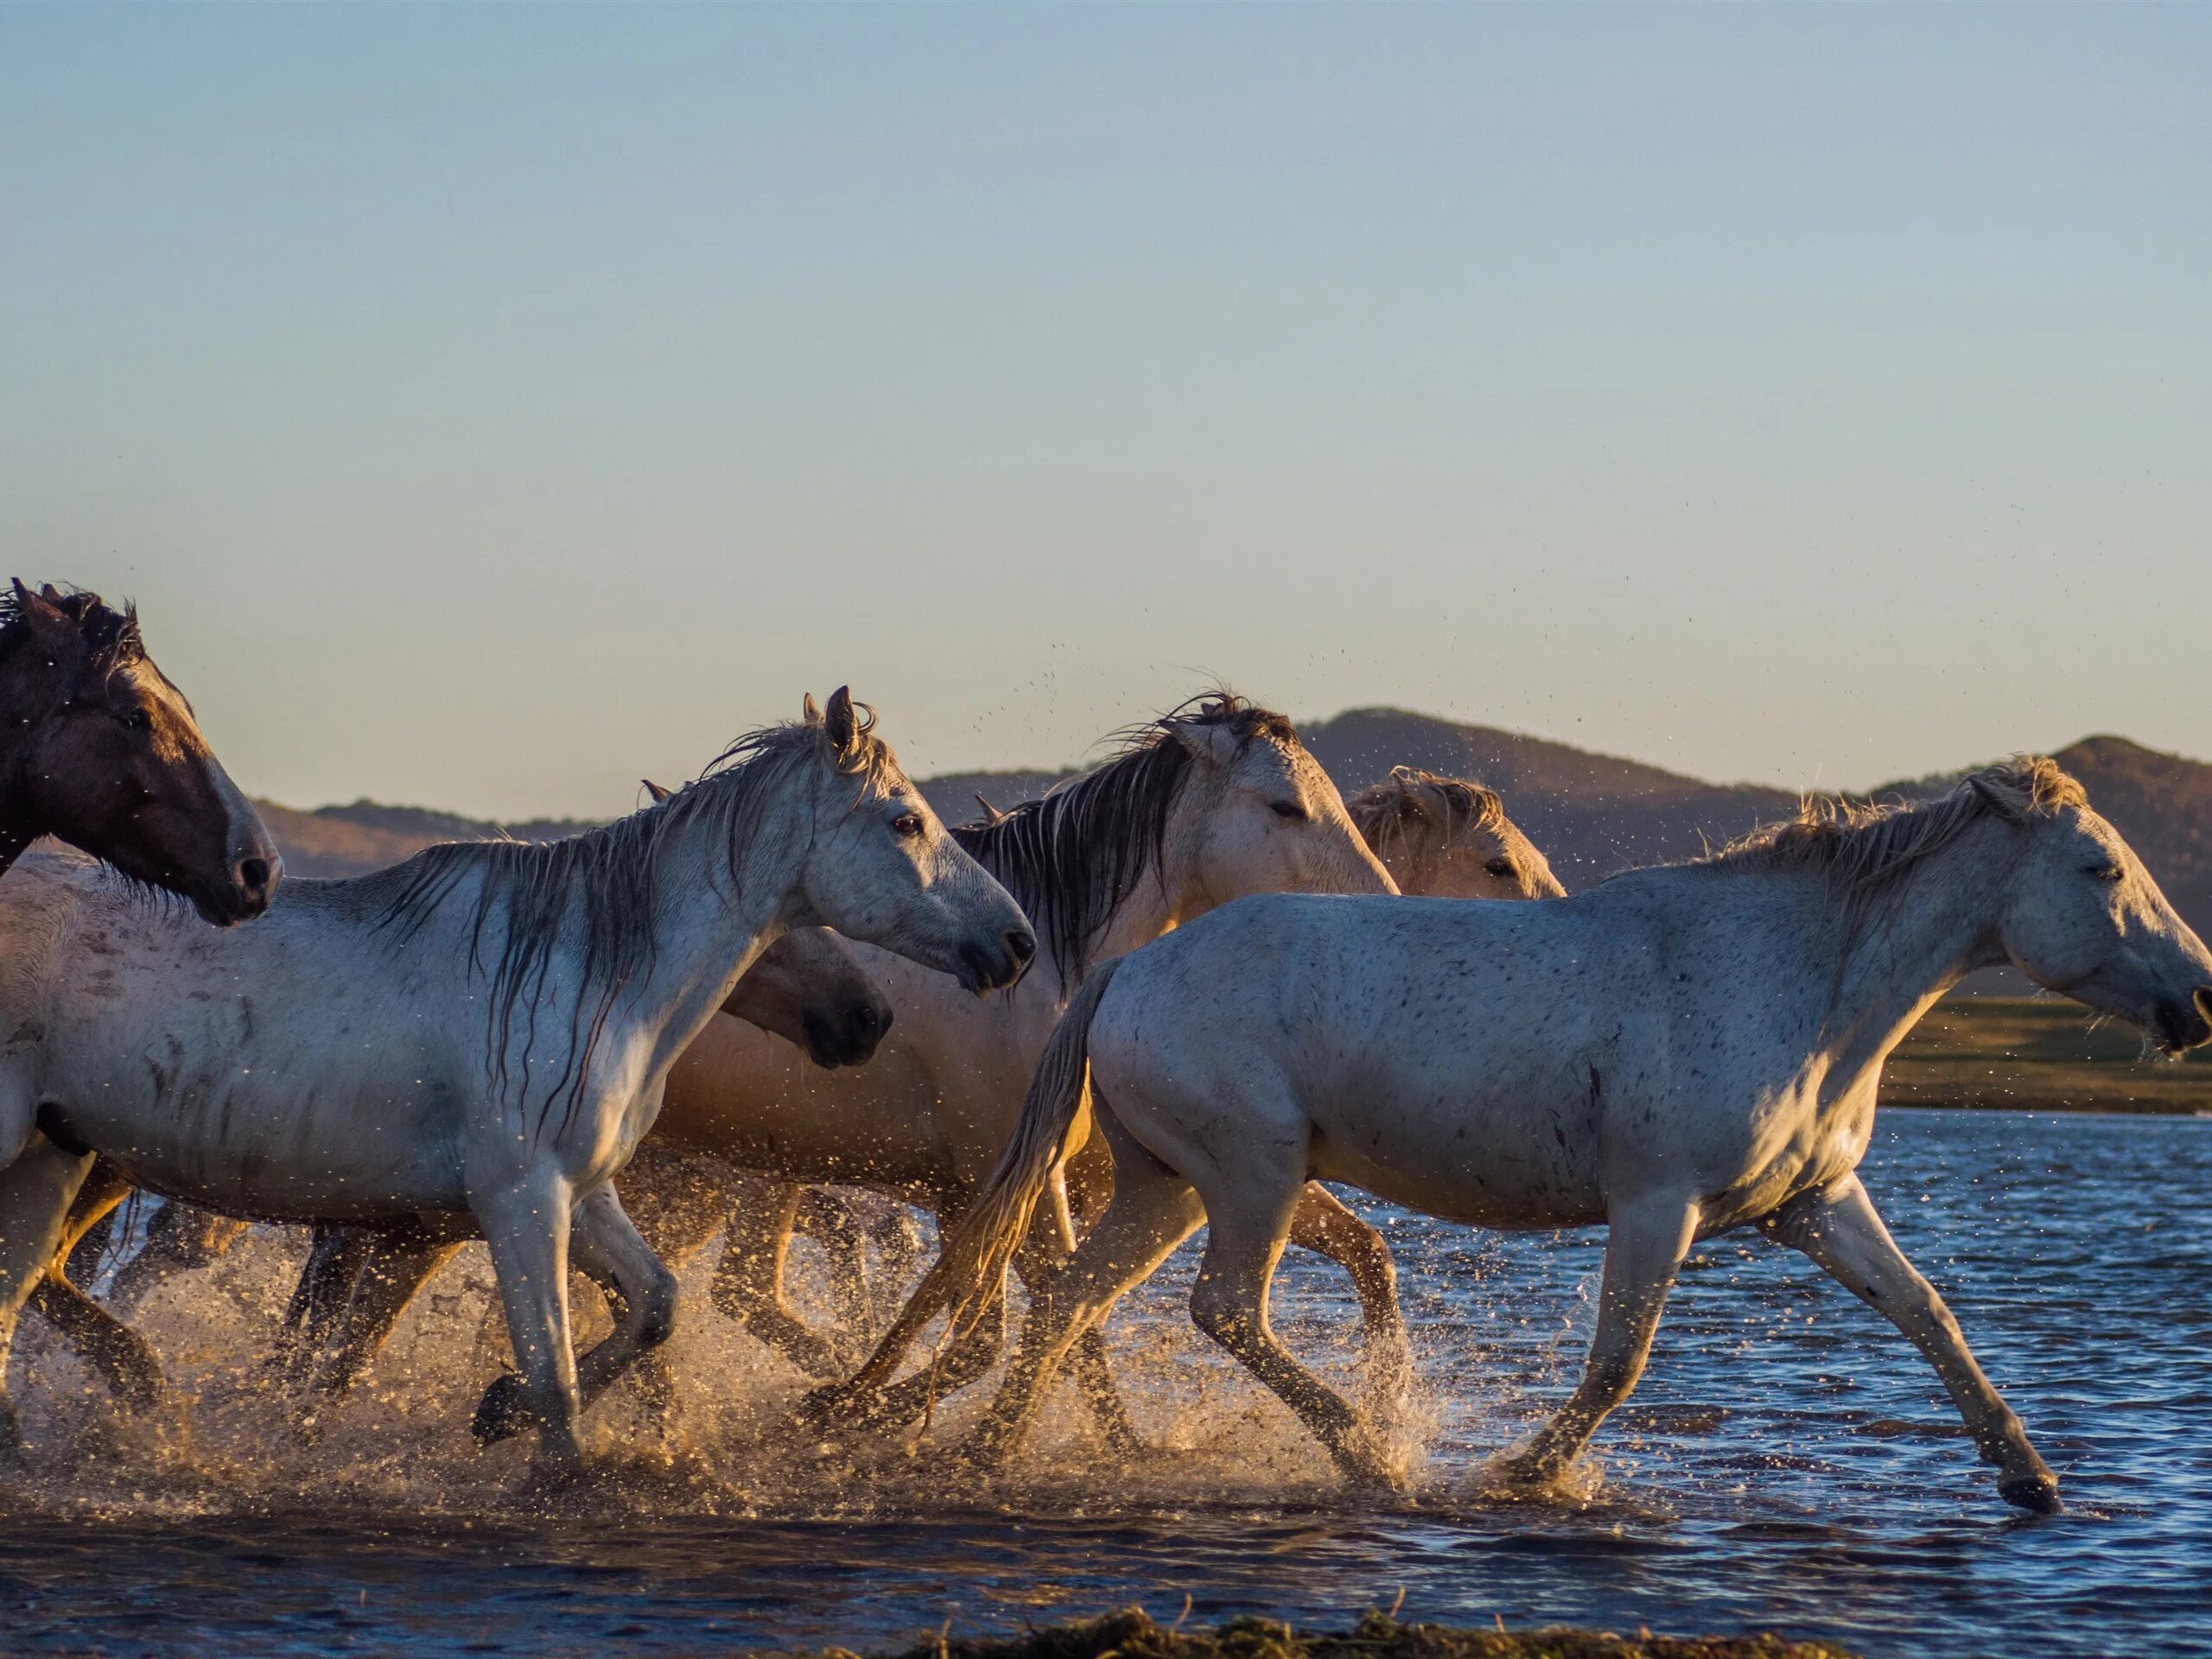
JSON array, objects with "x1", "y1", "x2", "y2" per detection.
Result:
[
  {"x1": 1499, "y1": 1190, "x2": 1700, "y2": 1489},
  {"x1": 472, "y1": 1168, "x2": 583, "y2": 1471},
  {"x1": 1762, "y1": 1173, "x2": 2058, "y2": 1513},
  {"x1": 0, "y1": 1137, "x2": 95, "y2": 1463},
  {"x1": 710, "y1": 1176, "x2": 846, "y2": 1379},
  {"x1": 475, "y1": 1183, "x2": 677, "y2": 1444}
]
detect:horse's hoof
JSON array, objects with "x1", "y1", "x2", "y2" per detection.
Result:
[
  {"x1": 471, "y1": 1373, "x2": 537, "y2": 1446},
  {"x1": 1338, "y1": 1457, "x2": 1409, "y2": 1501},
  {"x1": 1999, "y1": 1472, "x2": 2063, "y2": 1515}
]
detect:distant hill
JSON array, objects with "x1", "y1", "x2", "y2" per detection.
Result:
[
  {"x1": 1868, "y1": 734, "x2": 2212, "y2": 933},
  {"x1": 1296, "y1": 709, "x2": 1801, "y2": 885},
  {"x1": 919, "y1": 709, "x2": 1798, "y2": 887},
  {"x1": 251, "y1": 717, "x2": 2212, "y2": 939},
  {"x1": 251, "y1": 799, "x2": 595, "y2": 878}
]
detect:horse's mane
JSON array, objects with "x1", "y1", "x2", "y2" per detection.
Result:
[
  {"x1": 1351, "y1": 766, "x2": 1506, "y2": 867},
  {"x1": 372, "y1": 710, "x2": 898, "y2": 1135},
  {"x1": 951, "y1": 691, "x2": 1297, "y2": 984},
  {"x1": 1693, "y1": 756, "x2": 2088, "y2": 940},
  {"x1": 0, "y1": 584, "x2": 144, "y2": 680}
]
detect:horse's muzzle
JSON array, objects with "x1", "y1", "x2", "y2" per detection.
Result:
[
  {"x1": 188, "y1": 854, "x2": 281, "y2": 927},
  {"x1": 2147, "y1": 987, "x2": 2212, "y2": 1056},
  {"x1": 800, "y1": 996, "x2": 893, "y2": 1070},
  {"x1": 956, "y1": 925, "x2": 1036, "y2": 995}
]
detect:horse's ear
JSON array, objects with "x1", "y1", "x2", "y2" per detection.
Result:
[
  {"x1": 974, "y1": 792, "x2": 1007, "y2": 823},
  {"x1": 11, "y1": 579, "x2": 73, "y2": 645},
  {"x1": 641, "y1": 779, "x2": 672, "y2": 804},
  {"x1": 1168, "y1": 717, "x2": 1242, "y2": 771},
  {"x1": 802, "y1": 691, "x2": 823, "y2": 725},
  {"x1": 823, "y1": 686, "x2": 858, "y2": 754}
]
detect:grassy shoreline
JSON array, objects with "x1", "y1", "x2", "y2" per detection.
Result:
[
  {"x1": 1881, "y1": 998, "x2": 2212, "y2": 1116},
  {"x1": 793, "y1": 1610, "x2": 1858, "y2": 1659}
]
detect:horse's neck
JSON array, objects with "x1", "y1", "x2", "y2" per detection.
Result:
[
  {"x1": 1071, "y1": 786, "x2": 1225, "y2": 981},
  {"x1": 624, "y1": 811, "x2": 806, "y2": 1077},
  {"x1": 1081, "y1": 864, "x2": 1184, "y2": 974},
  {"x1": 1814, "y1": 827, "x2": 2013, "y2": 1078}
]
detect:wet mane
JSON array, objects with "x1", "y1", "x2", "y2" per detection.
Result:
[
  {"x1": 1351, "y1": 766, "x2": 1506, "y2": 869},
  {"x1": 1694, "y1": 756, "x2": 2088, "y2": 941},
  {"x1": 0, "y1": 585, "x2": 145, "y2": 683},
  {"x1": 373, "y1": 712, "x2": 897, "y2": 1134},
  {"x1": 951, "y1": 692, "x2": 1296, "y2": 984}
]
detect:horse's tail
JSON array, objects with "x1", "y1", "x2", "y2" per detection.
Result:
[{"x1": 844, "y1": 955, "x2": 1126, "y2": 1394}]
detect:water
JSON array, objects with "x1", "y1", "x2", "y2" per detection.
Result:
[{"x1": 3, "y1": 1109, "x2": 2208, "y2": 1657}]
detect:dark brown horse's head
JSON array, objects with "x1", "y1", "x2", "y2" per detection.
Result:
[{"x1": 0, "y1": 581, "x2": 279, "y2": 925}]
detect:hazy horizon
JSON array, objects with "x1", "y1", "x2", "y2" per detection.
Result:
[{"x1": 8, "y1": 5, "x2": 2208, "y2": 820}]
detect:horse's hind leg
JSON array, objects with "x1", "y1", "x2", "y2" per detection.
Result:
[
  {"x1": 1498, "y1": 1190, "x2": 1699, "y2": 1489},
  {"x1": 792, "y1": 1188, "x2": 874, "y2": 1335},
  {"x1": 106, "y1": 1204, "x2": 251, "y2": 1312},
  {"x1": 275, "y1": 1224, "x2": 372, "y2": 1386},
  {"x1": 709, "y1": 1176, "x2": 843, "y2": 1379},
  {"x1": 859, "y1": 1192, "x2": 926, "y2": 1301},
  {"x1": 296, "y1": 1230, "x2": 461, "y2": 1415},
  {"x1": 963, "y1": 1130, "x2": 1204, "y2": 1469},
  {"x1": 29, "y1": 1168, "x2": 168, "y2": 1418},
  {"x1": 475, "y1": 1184, "x2": 676, "y2": 1446},
  {"x1": 1188, "y1": 1159, "x2": 1402, "y2": 1493},
  {"x1": 1761, "y1": 1174, "x2": 2058, "y2": 1513},
  {"x1": 1287, "y1": 1182, "x2": 1413, "y2": 1406},
  {"x1": 0, "y1": 1138, "x2": 95, "y2": 1462},
  {"x1": 1009, "y1": 1215, "x2": 1143, "y2": 1457}
]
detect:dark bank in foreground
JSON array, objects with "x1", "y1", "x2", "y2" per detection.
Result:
[{"x1": 797, "y1": 1609, "x2": 1857, "y2": 1659}]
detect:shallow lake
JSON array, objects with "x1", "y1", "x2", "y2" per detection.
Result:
[{"x1": 3, "y1": 1109, "x2": 2207, "y2": 1657}]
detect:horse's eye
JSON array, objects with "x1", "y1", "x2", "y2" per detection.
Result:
[
  {"x1": 2086, "y1": 862, "x2": 2123, "y2": 883},
  {"x1": 117, "y1": 708, "x2": 150, "y2": 732},
  {"x1": 891, "y1": 812, "x2": 925, "y2": 839},
  {"x1": 1269, "y1": 801, "x2": 1308, "y2": 823},
  {"x1": 1484, "y1": 856, "x2": 1517, "y2": 880}
]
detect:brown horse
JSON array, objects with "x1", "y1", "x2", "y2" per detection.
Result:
[{"x1": 0, "y1": 581, "x2": 277, "y2": 922}]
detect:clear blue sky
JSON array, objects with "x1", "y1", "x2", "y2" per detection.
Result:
[{"x1": 5, "y1": 5, "x2": 2207, "y2": 819}]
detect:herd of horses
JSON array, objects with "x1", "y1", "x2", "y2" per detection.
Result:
[{"x1": 2, "y1": 578, "x2": 2209, "y2": 1517}]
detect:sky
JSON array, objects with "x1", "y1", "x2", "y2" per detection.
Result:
[{"x1": 4, "y1": 5, "x2": 2208, "y2": 820}]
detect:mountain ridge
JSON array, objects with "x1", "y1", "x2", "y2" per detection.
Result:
[{"x1": 246, "y1": 712, "x2": 2212, "y2": 934}]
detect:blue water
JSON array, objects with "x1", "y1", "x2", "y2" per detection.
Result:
[{"x1": 3, "y1": 1109, "x2": 2208, "y2": 1657}]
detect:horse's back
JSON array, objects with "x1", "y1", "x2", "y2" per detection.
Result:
[{"x1": 1087, "y1": 891, "x2": 1667, "y2": 1227}]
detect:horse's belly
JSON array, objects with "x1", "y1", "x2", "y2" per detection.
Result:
[
  {"x1": 1306, "y1": 1089, "x2": 1605, "y2": 1230},
  {"x1": 48, "y1": 1062, "x2": 464, "y2": 1222}
]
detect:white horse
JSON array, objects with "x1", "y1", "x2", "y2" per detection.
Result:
[
  {"x1": 868, "y1": 760, "x2": 2212, "y2": 1512},
  {"x1": 275, "y1": 695, "x2": 1405, "y2": 1442},
  {"x1": 696, "y1": 762, "x2": 1566, "y2": 1382},
  {"x1": 0, "y1": 690, "x2": 1033, "y2": 1471},
  {"x1": 693, "y1": 765, "x2": 1562, "y2": 1346},
  {"x1": 29, "y1": 922, "x2": 896, "y2": 1423}
]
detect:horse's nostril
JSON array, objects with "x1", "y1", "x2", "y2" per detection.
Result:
[
  {"x1": 2195, "y1": 986, "x2": 2212, "y2": 1022},
  {"x1": 237, "y1": 856, "x2": 272, "y2": 894},
  {"x1": 1004, "y1": 927, "x2": 1037, "y2": 965}
]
